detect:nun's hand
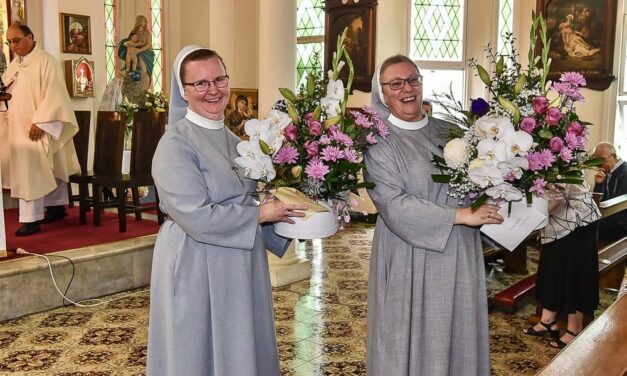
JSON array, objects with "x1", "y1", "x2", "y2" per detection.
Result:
[{"x1": 258, "y1": 199, "x2": 308, "y2": 224}]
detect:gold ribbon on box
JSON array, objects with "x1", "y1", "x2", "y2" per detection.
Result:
[{"x1": 271, "y1": 187, "x2": 329, "y2": 221}]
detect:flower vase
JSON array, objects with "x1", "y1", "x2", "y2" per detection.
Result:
[
  {"x1": 273, "y1": 200, "x2": 338, "y2": 240},
  {"x1": 511, "y1": 195, "x2": 549, "y2": 230}
]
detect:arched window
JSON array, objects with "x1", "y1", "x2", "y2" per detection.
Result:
[
  {"x1": 104, "y1": 0, "x2": 117, "y2": 84},
  {"x1": 150, "y1": 0, "x2": 164, "y2": 93},
  {"x1": 296, "y1": 0, "x2": 325, "y2": 90}
]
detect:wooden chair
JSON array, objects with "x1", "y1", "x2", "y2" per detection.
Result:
[
  {"x1": 92, "y1": 111, "x2": 165, "y2": 232},
  {"x1": 68, "y1": 110, "x2": 91, "y2": 221}
]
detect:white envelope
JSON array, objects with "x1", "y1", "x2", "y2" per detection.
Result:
[{"x1": 480, "y1": 203, "x2": 546, "y2": 251}]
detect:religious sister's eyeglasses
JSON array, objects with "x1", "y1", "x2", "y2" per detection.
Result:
[
  {"x1": 183, "y1": 75, "x2": 230, "y2": 92},
  {"x1": 381, "y1": 75, "x2": 423, "y2": 90}
]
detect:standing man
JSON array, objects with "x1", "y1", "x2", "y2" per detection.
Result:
[
  {"x1": 0, "y1": 24, "x2": 80, "y2": 236},
  {"x1": 593, "y1": 142, "x2": 627, "y2": 241}
]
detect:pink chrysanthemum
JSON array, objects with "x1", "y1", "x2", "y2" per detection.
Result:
[
  {"x1": 560, "y1": 72, "x2": 587, "y2": 87},
  {"x1": 330, "y1": 129, "x2": 353, "y2": 146},
  {"x1": 321, "y1": 145, "x2": 343, "y2": 162},
  {"x1": 343, "y1": 148, "x2": 358, "y2": 163},
  {"x1": 305, "y1": 160, "x2": 330, "y2": 180},
  {"x1": 526, "y1": 149, "x2": 556, "y2": 171},
  {"x1": 273, "y1": 146, "x2": 299, "y2": 165},
  {"x1": 529, "y1": 178, "x2": 547, "y2": 196},
  {"x1": 559, "y1": 147, "x2": 573, "y2": 162},
  {"x1": 366, "y1": 133, "x2": 377, "y2": 144}
]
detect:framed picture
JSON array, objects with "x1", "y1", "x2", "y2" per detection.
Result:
[
  {"x1": 59, "y1": 12, "x2": 91, "y2": 54},
  {"x1": 224, "y1": 88, "x2": 258, "y2": 139},
  {"x1": 10, "y1": 0, "x2": 26, "y2": 24},
  {"x1": 64, "y1": 57, "x2": 94, "y2": 97},
  {"x1": 324, "y1": 0, "x2": 377, "y2": 93},
  {"x1": 536, "y1": 0, "x2": 617, "y2": 91}
]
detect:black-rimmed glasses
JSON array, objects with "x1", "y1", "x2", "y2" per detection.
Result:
[
  {"x1": 381, "y1": 75, "x2": 423, "y2": 90},
  {"x1": 183, "y1": 75, "x2": 229, "y2": 92}
]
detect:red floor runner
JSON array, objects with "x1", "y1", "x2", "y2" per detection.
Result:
[{"x1": 2, "y1": 207, "x2": 159, "y2": 260}]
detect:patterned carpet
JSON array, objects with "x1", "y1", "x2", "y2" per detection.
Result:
[{"x1": 0, "y1": 222, "x2": 617, "y2": 375}]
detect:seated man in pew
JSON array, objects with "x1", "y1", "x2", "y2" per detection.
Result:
[{"x1": 593, "y1": 142, "x2": 627, "y2": 242}]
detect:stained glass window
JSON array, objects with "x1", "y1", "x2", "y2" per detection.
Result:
[
  {"x1": 497, "y1": 0, "x2": 513, "y2": 56},
  {"x1": 410, "y1": 0, "x2": 465, "y2": 62},
  {"x1": 150, "y1": 0, "x2": 164, "y2": 93},
  {"x1": 104, "y1": 0, "x2": 117, "y2": 84},
  {"x1": 296, "y1": 0, "x2": 324, "y2": 89}
]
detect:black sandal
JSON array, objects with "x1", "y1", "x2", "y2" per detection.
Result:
[
  {"x1": 523, "y1": 320, "x2": 560, "y2": 339},
  {"x1": 550, "y1": 329, "x2": 578, "y2": 349}
]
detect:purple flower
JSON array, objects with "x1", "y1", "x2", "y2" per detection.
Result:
[
  {"x1": 549, "y1": 137, "x2": 565, "y2": 153},
  {"x1": 319, "y1": 135, "x2": 331, "y2": 145},
  {"x1": 533, "y1": 96, "x2": 549, "y2": 114},
  {"x1": 565, "y1": 132, "x2": 578, "y2": 149},
  {"x1": 366, "y1": 133, "x2": 377, "y2": 144},
  {"x1": 470, "y1": 98, "x2": 490, "y2": 117},
  {"x1": 529, "y1": 178, "x2": 547, "y2": 196},
  {"x1": 352, "y1": 111, "x2": 372, "y2": 128},
  {"x1": 273, "y1": 146, "x2": 299, "y2": 165},
  {"x1": 331, "y1": 129, "x2": 353, "y2": 146},
  {"x1": 362, "y1": 106, "x2": 379, "y2": 117},
  {"x1": 284, "y1": 124, "x2": 298, "y2": 141},
  {"x1": 560, "y1": 72, "x2": 586, "y2": 87},
  {"x1": 321, "y1": 145, "x2": 343, "y2": 162},
  {"x1": 567, "y1": 121, "x2": 584, "y2": 136},
  {"x1": 376, "y1": 119, "x2": 390, "y2": 138},
  {"x1": 526, "y1": 149, "x2": 556, "y2": 171},
  {"x1": 308, "y1": 119, "x2": 322, "y2": 136},
  {"x1": 304, "y1": 140, "x2": 319, "y2": 157},
  {"x1": 520, "y1": 117, "x2": 537, "y2": 133},
  {"x1": 545, "y1": 107, "x2": 562, "y2": 126},
  {"x1": 343, "y1": 148, "x2": 359, "y2": 163},
  {"x1": 305, "y1": 160, "x2": 330, "y2": 180},
  {"x1": 559, "y1": 147, "x2": 573, "y2": 162},
  {"x1": 552, "y1": 82, "x2": 584, "y2": 102}
]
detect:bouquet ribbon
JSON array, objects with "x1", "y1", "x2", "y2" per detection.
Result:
[{"x1": 271, "y1": 187, "x2": 329, "y2": 221}]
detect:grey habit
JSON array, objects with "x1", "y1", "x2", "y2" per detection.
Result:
[
  {"x1": 147, "y1": 46, "x2": 289, "y2": 376},
  {"x1": 364, "y1": 69, "x2": 490, "y2": 376}
]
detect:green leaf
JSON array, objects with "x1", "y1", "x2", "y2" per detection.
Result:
[
  {"x1": 279, "y1": 87, "x2": 297, "y2": 103},
  {"x1": 323, "y1": 114, "x2": 341, "y2": 128},
  {"x1": 496, "y1": 56, "x2": 504, "y2": 77},
  {"x1": 470, "y1": 193, "x2": 489, "y2": 212},
  {"x1": 431, "y1": 174, "x2": 451, "y2": 183},
  {"x1": 538, "y1": 129, "x2": 553, "y2": 139}
]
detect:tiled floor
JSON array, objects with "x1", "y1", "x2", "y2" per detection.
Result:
[{"x1": 0, "y1": 222, "x2": 617, "y2": 375}]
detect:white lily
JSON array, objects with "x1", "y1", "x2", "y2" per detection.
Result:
[
  {"x1": 476, "y1": 117, "x2": 515, "y2": 139},
  {"x1": 321, "y1": 97, "x2": 341, "y2": 118},
  {"x1": 485, "y1": 183, "x2": 523, "y2": 201},
  {"x1": 477, "y1": 138, "x2": 507, "y2": 163},
  {"x1": 497, "y1": 157, "x2": 529, "y2": 179},
  {"x1": 468, "y1": 159, "x2": 503, "y2": 188},
  {"x1": 501, "y1": 128, "x2": 533, "y2": 158}
]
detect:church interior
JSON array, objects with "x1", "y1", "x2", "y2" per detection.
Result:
[{"x1": 0, "y1": 0, "x2": 626, "y2": 375}]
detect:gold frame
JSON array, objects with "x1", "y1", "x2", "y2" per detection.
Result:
[
  {"x1": 59, "y1": 12, "x2": 91, "y2": 54},
  {"x1": 64, "y1": 57, "x2": 95, "y2": 97}
]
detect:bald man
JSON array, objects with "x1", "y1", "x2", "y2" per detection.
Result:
[
  {"x1": 593, "y1": 142, "x2": 627, "y2": 241},
  {"x1": 0, "y1": 24, "x2": 79, "y2": 236}
]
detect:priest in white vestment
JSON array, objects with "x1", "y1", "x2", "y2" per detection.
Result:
[{"x1": 0, "y1": 24, "x2": 79, "y2": 236}]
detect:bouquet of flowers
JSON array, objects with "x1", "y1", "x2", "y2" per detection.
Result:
[
  {"x1": 234, "y1": 28, "x2": 388, "y2": 228},
  {"x1": 142, "y1": 89, "x2": 168, "y2": 112},
  {"x1": 118, "y1": 96, "x2": 139, "y2": 149},
  {"x1": 431, "y1": 12, "x2": 600, "y2": 210}
]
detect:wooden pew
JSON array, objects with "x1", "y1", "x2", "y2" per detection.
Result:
[{"x1": 537, "y1": 292, "x2": 627, "y2": 375}]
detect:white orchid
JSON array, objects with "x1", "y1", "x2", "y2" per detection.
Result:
[
  {"x1": 265, "y1": 110, "x2": 292, "y2": 130},
  {"x1": 497, "y1": 157, "x2": 529, "y2": 180},
  {"x1": 477, "y1": 138, "x2": 507, "y2": 162},
  {"x1": 501, "y1": 128, "x2": 533, "y2": 158},
  {"x1": 234, "y1": 154, "x2": 276, "y2": 182},
  {"x1": 476, "y1": 117, "x2": 515, "y2": 139},
  {"x1": 244, "y1": 118, "x2": 285, "y2": 156},
  {"x1": 485, "y1": 182, "x2": 523, "y2": 201},
  {"x1": 468, "y1": 159, "x2": 503, "y2": 188}
]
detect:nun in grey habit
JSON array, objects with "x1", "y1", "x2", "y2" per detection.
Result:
[
  {"x1": 364, "y1": 55, "x2": 503, "y2": 376},
  {"x1": 147, "y1": 46, "x2": 306, "y2": 376}
]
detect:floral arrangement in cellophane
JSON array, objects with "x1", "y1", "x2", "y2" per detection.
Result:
[
  {"x1": 234, "y1": 28, "x2": 388, "y2": 225},
  {"x1": 431, "y1": 12, "x2": 601, "y2": 208}
]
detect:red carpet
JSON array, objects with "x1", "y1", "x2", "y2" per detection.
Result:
[{"x1": 2, "y1": 207, "x2": 159, "y2": 260}]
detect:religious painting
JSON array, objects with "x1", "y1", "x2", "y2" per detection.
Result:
[
  {"x1": 60, "y1": 13, "x2": 91, "y2": 54},
  {"x1": 64, "y1": 57, "x2": 94, "y2": 97},
  {"x1": 324, "y1": 0, "x2": 377, "y2": 93},
  {"x1": 537, "y1": 0, "x2": 617, "y2": 91},
  {"x1": 10, "y1": 0, "x2": 25, "y2": 24},
  {"x1": 224, "y1": 88, "x2": 258, "y2": 139}
]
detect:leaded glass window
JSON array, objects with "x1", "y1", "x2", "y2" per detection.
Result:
[
  {"x1": 410, "y1": 0, "x2": 465, "y2": 62},
  {"x1": 150, "y1": 0, "x2": 164, "y2": 93},
  {"x1": 296, "y1": 0, "x2": 324, "y2": 89},
  {"x1": 497, "y1": 0, "x2": 513, "y2": 56},
  {"x1": 104, "y1": 0, "x2": 117, "y2": 84}
]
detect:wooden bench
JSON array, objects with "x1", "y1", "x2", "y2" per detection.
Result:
[
  {"x1": 598, "y1": 237, "x2": 627, "y2": 290},
  {"x1": 537, "y1": 292, "x2": 627, "y2": 375}
]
